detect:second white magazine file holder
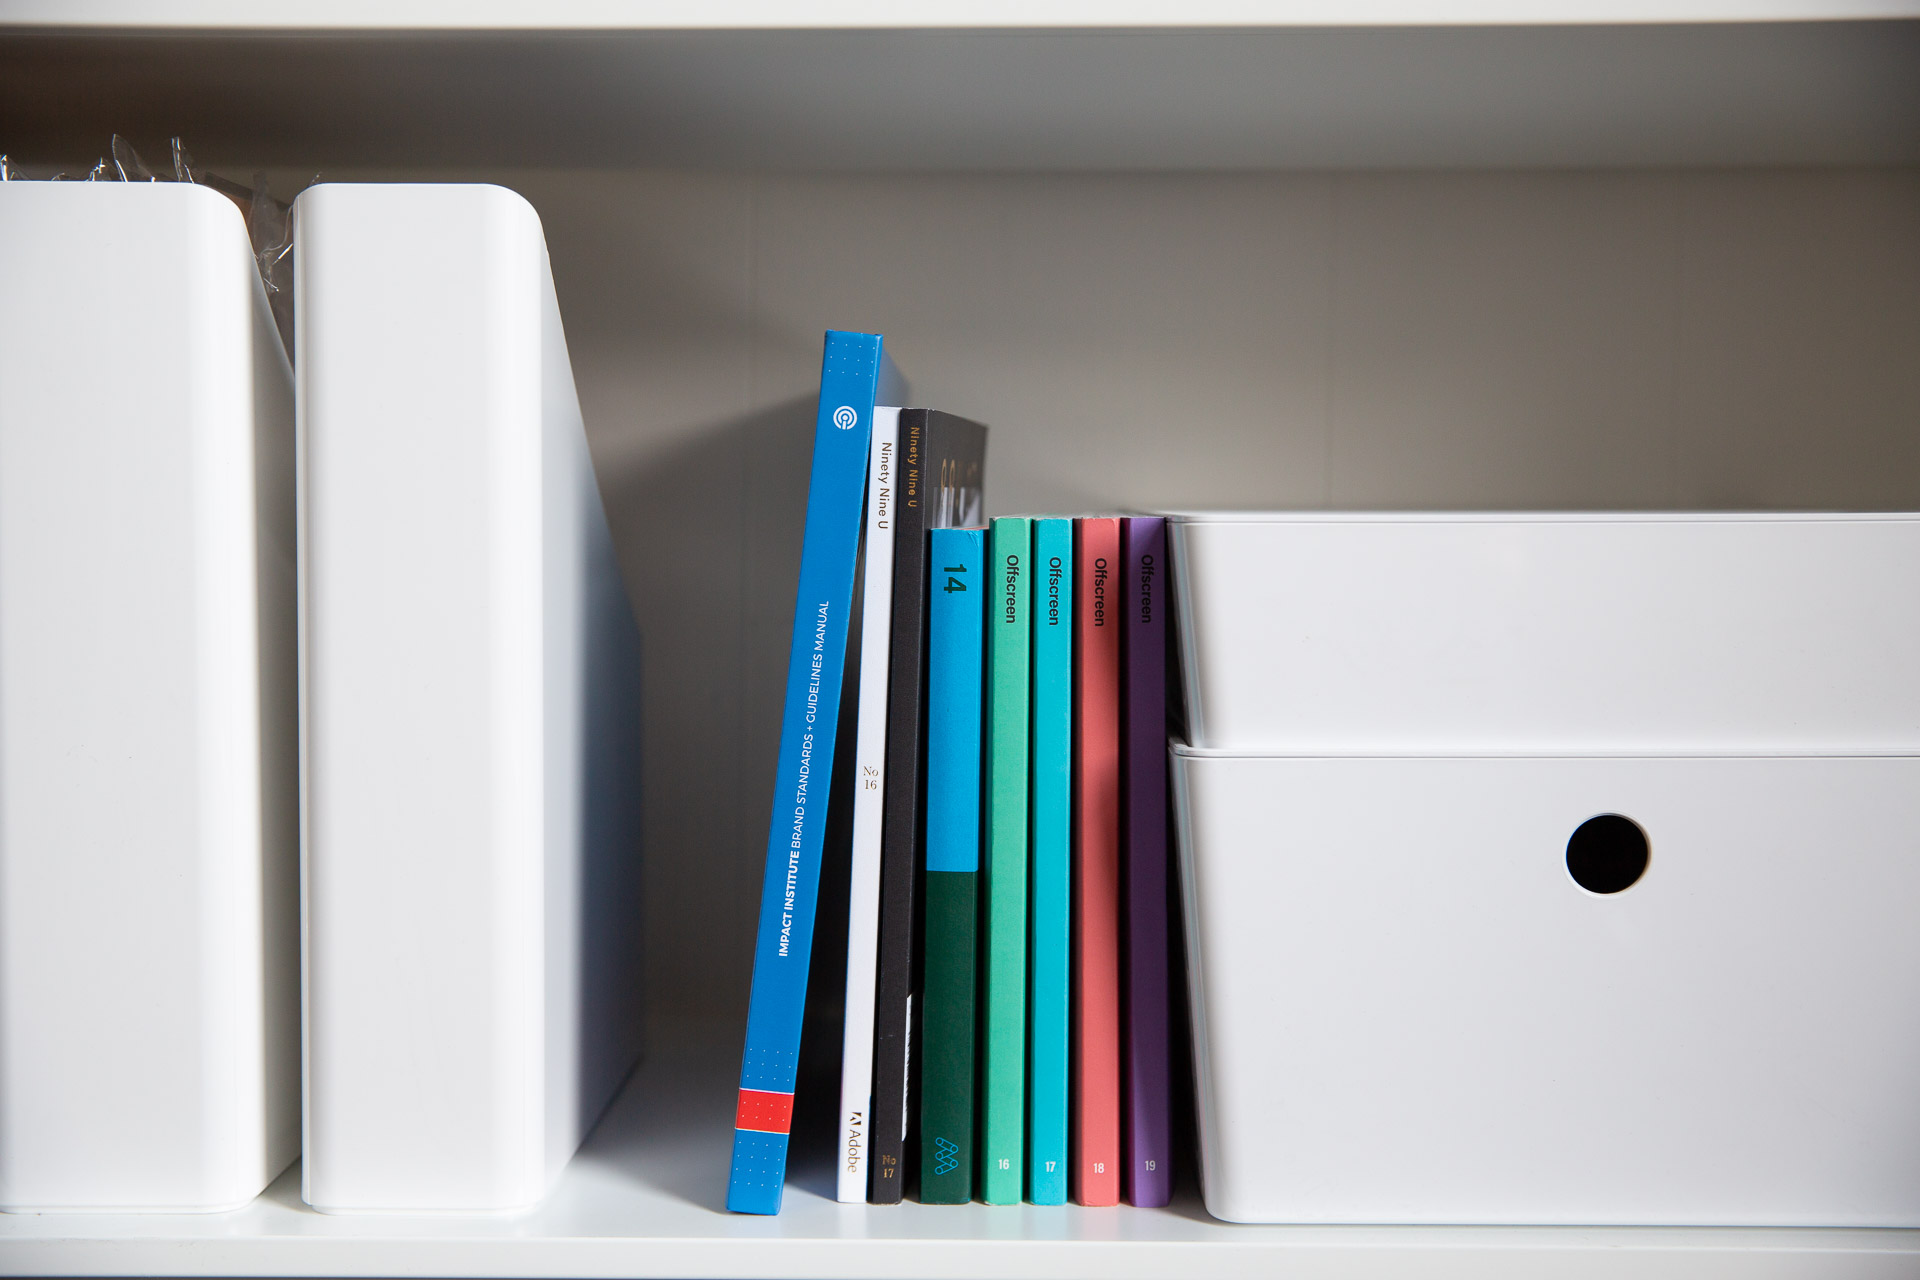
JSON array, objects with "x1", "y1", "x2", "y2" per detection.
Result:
[{"x1": 295, "y1": 184, "x2": 645, "y2": 1213}]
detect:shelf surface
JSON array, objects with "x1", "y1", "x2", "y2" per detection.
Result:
[
  {"x1": 2, "y1": 0, "x2": 1919, "y2": 28},
  {"x1": 2, "y1": 1028, "x2": 1917, "y2": 1279}
]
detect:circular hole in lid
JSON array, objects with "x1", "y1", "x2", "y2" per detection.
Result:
[{"x1": 1566, "y1": 814, "x2": 1649, "y2": 895}]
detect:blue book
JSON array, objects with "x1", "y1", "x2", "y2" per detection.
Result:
[
  {"x1": 1027, "y1": 517, "x2": 1072, "y2": 1204},
  {"x1": 919, "y1": 526, "x2": 985, "y2": 1204},
  {"x1": 728, "y1": 331, "x2": 902, "y2": 1215}
]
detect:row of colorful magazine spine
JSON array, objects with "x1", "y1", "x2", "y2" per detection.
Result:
[
  {"x1": 725, "y1": 331, "x2": 1178, "y2": 1214},
  {"x1": 904, "y1": 511, "x2": 1175, "y2": 1208}
]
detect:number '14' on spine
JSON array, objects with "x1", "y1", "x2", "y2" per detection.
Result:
[{"x1": 919, "y1": 527, "x2": 984, "y2": 1205}]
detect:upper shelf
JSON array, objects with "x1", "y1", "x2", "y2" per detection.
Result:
[
  {"x1": 1, "y1": 17, "x2": 1916, "y2": 171},
  {"x1": 2, "y1": 0, "x2": 1918, "y2": 28}
]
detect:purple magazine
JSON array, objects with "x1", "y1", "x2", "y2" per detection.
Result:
[{"x1": 1122, "y1": 515, "x2": 1172, "y2": 1207}]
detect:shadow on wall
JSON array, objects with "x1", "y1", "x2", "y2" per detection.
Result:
[
  {"x1": 586, "y1": 394, "x2": 862, "y2": 1213},
  {"x1": 595, "y1": 395, "x2": 819, "y2": 1038},
  {"x1": 573, "y1": 461, "x2": 648, "y2": 1144}
]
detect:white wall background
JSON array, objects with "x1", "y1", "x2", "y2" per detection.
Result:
[{"x1": 297, "y1": 165, "x2": 1920, "y2": 1028}]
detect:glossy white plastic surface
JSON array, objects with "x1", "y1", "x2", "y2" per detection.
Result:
[
  {"x1": 0, "y1": 182, "x2": 299, "y2": 1212},
  {"x1": 1168, "y1": 513, "x2": 1920, "y2": 753},
  {"x1": 296, "y1": 183, "x2": 645, "y2": 1213},
  {"x1": 1172, "y1": 748, "x2": 1920, "y2": 1226}
]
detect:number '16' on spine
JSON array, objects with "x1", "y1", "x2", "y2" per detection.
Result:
[{"x1": 981, "y1": 516, "x2": 1032, "y2": 1203}]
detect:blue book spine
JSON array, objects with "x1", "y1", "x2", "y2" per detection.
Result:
[
  {"x1": 1027, "y1": 518, "x2": 1072, "y2": 1204},
  {"x1": 926, "y1": 532, "x2": 986, "y2": 866},
  {"x1": 728, "y1": 331, "x2": 886, "y2": 1215},
  {"x1": 919, "y1": 526, "x2": 985, "y2": 1204},
  {"x1": 929, "y1": 525, "x2": 990, "y2": 875}
]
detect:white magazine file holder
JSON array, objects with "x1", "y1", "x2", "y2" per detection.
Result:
[
  {"x1": 295, "y1": 184, "x2": 645, "y2": 1214},
  {"x1": 1168, "y1": 513, "x2": 1920, "y2": 1226},
  {"x1": 0, "y1": 182, "x2": 299, "y2": 1212}
]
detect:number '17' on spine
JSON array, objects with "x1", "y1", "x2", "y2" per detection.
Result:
[{"x1": 1027, "y1": 517, "x2": 1072, "y2": 1205}]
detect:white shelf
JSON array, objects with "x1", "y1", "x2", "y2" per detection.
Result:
[
  {"x1": 2, "y1": 9, "x2": 1918, "y2": 1275},
  {"x1": 3, "y1": 161, "x2": 1914, "y2": 1274},
  {"x1": 3, "y1": 0, "x2": 1919, "y2": 27},
  {"x1": 0, "y1": 1029, "x2": 1914, "y2": 1278},
  {"x1": 3, "y1": 22, "x2": 1918, "y2": 169}
]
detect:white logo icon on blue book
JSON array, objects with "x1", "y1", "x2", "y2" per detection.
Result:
[{"x1": 833, "y1": 405, "x2": 858, "y2": 429}]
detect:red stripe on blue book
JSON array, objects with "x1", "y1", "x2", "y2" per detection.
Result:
[{"x1": 735, "y1": 1089, "x2": 795, "y2": 1134}]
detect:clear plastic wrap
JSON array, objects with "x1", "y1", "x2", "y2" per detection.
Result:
[
  {"x1": 248, "y1": 174, "x2": 296, "y2": 355},
  {"x1": 2, "y1": 135, "x2": 306, "y2": 358},
  {"x1": 111, "y1": 134, "x2": 155, "y2": 182}
]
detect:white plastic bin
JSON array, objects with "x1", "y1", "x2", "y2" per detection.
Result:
[
  {"x1": 296, "y1": 183, "x2": 645, "y2": 1213},
  {"x1": 1167, "y1": 512, "x2": 1920, "y2": 1226},
  {"x1": 0, "y1": 182, "x2": 299, "y2": 1212}
]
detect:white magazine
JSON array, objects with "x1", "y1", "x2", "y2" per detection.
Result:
[{"x1": 835, "y1": 407, "x2": 901, "y2": 1202}]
